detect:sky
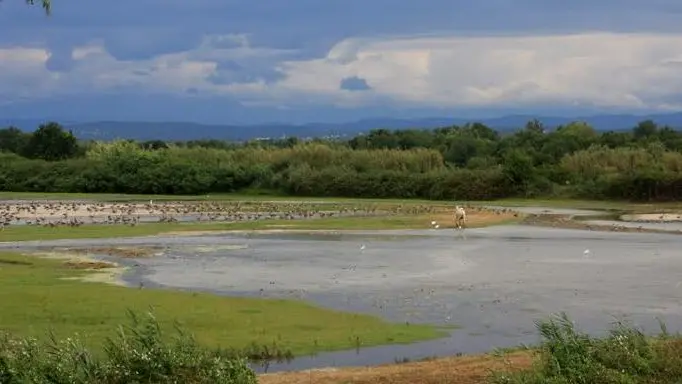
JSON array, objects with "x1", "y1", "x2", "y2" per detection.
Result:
[{"x1": 1, "y1": 0, "x2": 682, "y2": 124}]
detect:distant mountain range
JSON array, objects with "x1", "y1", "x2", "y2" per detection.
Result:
[{"x1": 3, "y1": 112, "x2": 682, "y2": 141}]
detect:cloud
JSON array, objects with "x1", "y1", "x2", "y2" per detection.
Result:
[
  {"x1": 0, "y1": 34, "x2": 295, "y2": 101},
  {"x1": 5, "y1": 0, "x2": 682, "y2": 66},
  {"x1": 340, "y1": 76, "x2": 371, "y2": 91},
  {"x1": 6, "y1": 31, "x2": 682, "y2": 113},
  {"x1": 272, "y1": 31, "x2": 682, "y2": 111}
]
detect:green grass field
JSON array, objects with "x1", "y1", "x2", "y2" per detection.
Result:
[{"x1": 0, "y1": 252, "x2": 445, "y2": 357}]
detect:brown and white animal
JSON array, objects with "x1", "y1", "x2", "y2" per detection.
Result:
[{"x1": 454, "y1": 205, "x2": 467, "y2": 229}]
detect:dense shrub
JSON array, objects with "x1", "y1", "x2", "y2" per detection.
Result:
[
  {"x1": 0, "y1": 311, "x2": 256, "y2": 384},
  {"x1": 4, "y1": 118, "x2": 682, "y2": 201},
  {"x1": 490, "y1": 313, "x2": 682, "y2": 384}
]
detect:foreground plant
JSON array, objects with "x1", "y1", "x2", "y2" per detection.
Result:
[
  {"x1": 0, "y1": 310, "x2": 257, "y2": 384},
  {"x1": 490, "y1": 312, "x2": 682, "y2": 384}
]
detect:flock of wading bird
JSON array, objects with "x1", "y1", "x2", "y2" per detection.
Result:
[{"x1": 0, "y1": 200, "x2": 515, "y2": 230}]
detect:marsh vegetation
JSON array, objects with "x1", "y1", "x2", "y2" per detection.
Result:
[{"x1": 490, "y1": 313, "x2": 682, "y2": 384}]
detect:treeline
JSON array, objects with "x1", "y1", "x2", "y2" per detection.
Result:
[{"x1": 1, "y1": 119, "x2": 682, "y2": 201}]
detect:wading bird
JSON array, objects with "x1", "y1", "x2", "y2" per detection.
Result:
[{"x1": 454, "y1": 205, "x2": 467, "y2": 230}]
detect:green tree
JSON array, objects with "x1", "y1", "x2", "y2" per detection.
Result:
[
  {"x1": 140, "y1": 140, "x2": 169, "y2": 150},
  {"x1": 365, "y1": 129, "x2": 400, "y2": 149},
  {"x1": 542, "y1": 121, "x2": 598, "y2": 162},
  {"x1": 501, "y1": 148, "x2": 537, "y2": 196},
  {"x1": 657, "y1": 126, "x2": 682, "y2": 151},
  {"x1": 599, "y1": 130, "x2": 633, "y2": 148},
  {"x1": 394, "y1": 129, "x2": 433, "y2": 149},
  {"x1": 633, "y1": 119, "x2": 658, "y2": 140},
  {"x1": 524, "y1": 118, "x2": 545, "y2": 134},
  {"x1": 463, "y1": 122, "x2": 499, "y2": 141},
  {"x1": 0, "y1": 126, "x2": 30, "y2": 154},
  {"x1": 24, "y1": 122, "x2": 80, "y2": 161}
]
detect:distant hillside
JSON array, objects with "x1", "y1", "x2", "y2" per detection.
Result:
[{"x1": 3, "y1": 112, "x2": 682, "y2": 141}]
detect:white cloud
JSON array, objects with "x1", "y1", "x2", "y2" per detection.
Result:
[
  {"x1": 0, "y1": 42, "x2": 214, "y2": 98},
  {"x1": 0, "y1": 34, "x2": 294, "y2": 101},
  {"x1": 273, "y1": 31, "x2": 682, "y2": 110},
  {"x1": 3, "y1": 31, "x2": 682, "y2": 111},
  {"x1": 0, "y1": 47, "x2": 58, "y2": 102}
]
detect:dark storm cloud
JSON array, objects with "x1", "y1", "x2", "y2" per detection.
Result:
[{"x1": 340, "y1": 76, "x2": 371, "y2": 91}]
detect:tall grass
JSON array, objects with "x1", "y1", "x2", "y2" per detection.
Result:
[
  {"x1": 490, "y1": 312, "x2": 682, "y2": 384},
  {"x1": 0, "y1": 310, "x2": 257, "y2": 384}
]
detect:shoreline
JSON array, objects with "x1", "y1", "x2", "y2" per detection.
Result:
[
  {"x1": 28, "y1": 250, "x2": 129, "y2": 287},
  {"x1": 257, "y1": 349, "x2": 534, "y2": 384}
]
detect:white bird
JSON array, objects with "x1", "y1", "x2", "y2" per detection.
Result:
[
  {"x1": 434, "y1": 224, "x2": 440, "y2": 229},
  {"x1": 454, "y1": 206, "x2": 467, "y2": 230},
  {"x1": 360, "y1": 244, "x2": 366, "y2": 251},
  {"x1": 431, "y1": 221, "x2": 437, "y2": 226},
  {"x1": 583, "y1": 249, "x2": 590, "y2": 256}
]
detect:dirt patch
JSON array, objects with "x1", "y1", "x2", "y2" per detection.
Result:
[
  {"x1": 428, "y1": 209, "x2": 520, "y2": 229},
  {"x1": 30, "y1": 251, "x2": 129, "y2": 286},
  {"x1": 258, "y1": 351, "x2": 533, "y2": 384},
  {"x1": 193, "y1": 245, "x2": 249, "y2": 252},
  {"x1": 621, "y1": 213, "x2": 682, "y2": 223},
  {"x1": 63, "y1": 260, "x2": 116, "y2": 270},
  {"x1": 161, "y1": 230, "x2": 234, "y2": 237},
  {"x1": 163, "y1": 229, "x2": 344, "y2": 236},
  {"x1": 61, "y1": 246, "x2": 163, "y2": 258}
]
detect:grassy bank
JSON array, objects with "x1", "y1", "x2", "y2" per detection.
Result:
[
  {"x1": 0, "y1": 252, "x2": 444, "y2": 357},
  {"x1": 259, "y1": 314, "x2": 682, "y2": 384},
  {"x1": 0, "y1": 211, "x2": 520, "y2": 242}
]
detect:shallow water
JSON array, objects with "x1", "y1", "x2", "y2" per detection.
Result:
[{"x1": 4, "y1": 225, "x2": 682, "y2": 372}]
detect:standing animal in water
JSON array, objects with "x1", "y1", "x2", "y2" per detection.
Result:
[{"x1": 454, "y1": 205, "x2": 467, "y2": 229}]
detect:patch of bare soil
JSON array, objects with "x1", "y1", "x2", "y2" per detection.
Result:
[
  {"x1": 257, "y1": 351, "x2": 533, "y2": 384},
  {"x1": 65, "y1": 246, "x2": 163, "y2": 258},
  {"x1": 621, "y1": 212, "x2": 682, "y2": 222},
  {"x1": 63, "y1": 260, "x2": 116, "y2": 270},
  {"x1": 161, "y1": 230, "x2": 234, "y2": 236},
  {"x1": 429, "y1": 209, "x2": 520, "y2": 229},
  {"x1": 27, "y1": 250, "x2": 128, "y2": 286}
]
